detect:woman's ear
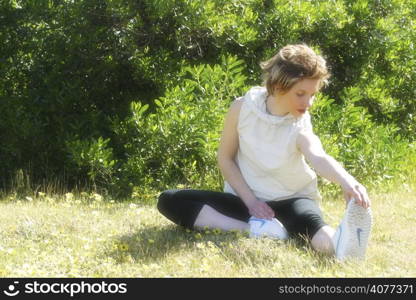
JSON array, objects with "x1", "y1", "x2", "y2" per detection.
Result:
[
  {"x1": 272, "y1": 84, "x2": 281, "y2": 96},
  {"x1": 273, "y1": 84, "x2": 288, "y2": 96}
]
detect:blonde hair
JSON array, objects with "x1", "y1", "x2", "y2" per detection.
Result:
[{"x1": 260, "y1": 44, "x2": 330, "y2": 95}]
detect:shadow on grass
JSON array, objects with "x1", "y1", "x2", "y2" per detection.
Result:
[
  {"x1": 108, "y1": 225, "x2": 245, "y2": 264},
  {"x1": 108, "y1": 225, "x2": 334, "y2": 266}
]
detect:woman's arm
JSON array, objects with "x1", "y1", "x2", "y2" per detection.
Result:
[
  {"x1": 296, "y1": 130, "x2": 371, "y2": 208},
  {"x1": 217, "y1": 100, "x2": 275, "y2": 219}
]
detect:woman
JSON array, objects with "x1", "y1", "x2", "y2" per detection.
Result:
[{"x1": 157, "y1": 44, "x2": 372, "y2": 260}]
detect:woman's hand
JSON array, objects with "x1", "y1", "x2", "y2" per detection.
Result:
[
  {"x1": 246, "y1": 199, "x2": 275, "y2": 219},
  {"x1": 341, "y1": 176, "x2": 371, "y2": 209}
]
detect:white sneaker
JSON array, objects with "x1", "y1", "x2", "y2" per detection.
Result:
[
  {"x1": 333, "y1": 199, "x2": 373, "y2": 260},
  {"x1": 248, "y1": 217, "x2": 289, "y2": 240}
]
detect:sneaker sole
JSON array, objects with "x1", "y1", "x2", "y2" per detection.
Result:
[{"x1": 336, "y1": 200, "x2": 373, "y2": 260}]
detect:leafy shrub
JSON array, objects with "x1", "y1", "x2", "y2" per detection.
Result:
[
  {"x1": 65, "y1": 137, "x2": 117, "y2": 190},
  {"x1": 1, "y1": 0, "x2": 415, "y2": 196},
  {"x1": 311, "y1": 86, "x2": 410, "y2": 190},
  {"x1": 114, "y1": 56, "x2": 248, "y2": 196}
]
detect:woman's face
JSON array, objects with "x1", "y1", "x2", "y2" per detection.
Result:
[{"x1": 274, "y1": 78, "x2": 321, "y2": 117}]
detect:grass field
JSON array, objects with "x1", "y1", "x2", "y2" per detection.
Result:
[{"x1": 0, "y1": 184, "x2": 415, "y2": 277}]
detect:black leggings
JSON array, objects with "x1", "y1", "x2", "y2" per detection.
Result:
[{"x1": 157, "y1": 189, "x2": 327, "y2": 239}]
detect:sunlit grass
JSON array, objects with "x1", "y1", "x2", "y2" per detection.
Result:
[{"x1": 0, "y1": 184, "x2": 415, "y2": 277}]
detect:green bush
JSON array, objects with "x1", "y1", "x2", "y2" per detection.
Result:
[
  {"x1": 1, "y1": 0, "x2": 415, "y2": 196},
  {"x1": 65, "y1": 137, "x2": 117, "y2": 190},
  {"x1": 311, "y1": 87, "x2": 410, "y2": 191},
  {"x1": 114, "y1": 56, "x2": 248, "y2": 196}
]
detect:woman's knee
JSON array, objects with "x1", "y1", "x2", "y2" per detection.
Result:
[
  {"x1": 157, "y1": 189, "x2": 180, "y2": 213},
  {"x1": 311, "y1": 225, "x2": 335, "y2": 254}
]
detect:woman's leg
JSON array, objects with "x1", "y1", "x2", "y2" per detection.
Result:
[
  {"x1": 157, "y1": 189, "x2": 251, "y2": 231},
  {"x1": 268, "y1": 198, "x2": 334, "y2": 254},
  {"x1": 310, "y1": 225, "x2": 336, "y2": 255},
  {"x1": 193, "y1": 204, "x2": 249, "y2": 231}
]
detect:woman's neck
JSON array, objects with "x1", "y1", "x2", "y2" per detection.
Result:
[{"x1": 266, "y1": 94, "x2": 289, "y2": 117}]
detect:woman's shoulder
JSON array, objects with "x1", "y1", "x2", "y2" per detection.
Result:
[
  {"x1": 230, "y1": 86, "x2": 266, "y2": 110},
  {"x1": 230, "y1": 96, "x2": 244, "y2": 109},
  {"x1": 224, "y1": 97, "x2": 244, "y2": 122},
  {"x1": 233, "y1": 96, "x2": 245, "y2": 104},
  {"x1": 227, "y1": 86, "x2": 267, "y2": 122},
  {"x1": 228, "y1": 92, "x2": 249, "y2": 112}
]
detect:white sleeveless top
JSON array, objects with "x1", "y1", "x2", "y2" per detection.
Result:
[{"x1": 223, "y1": 86, "x2": 322, "y2": 202}]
